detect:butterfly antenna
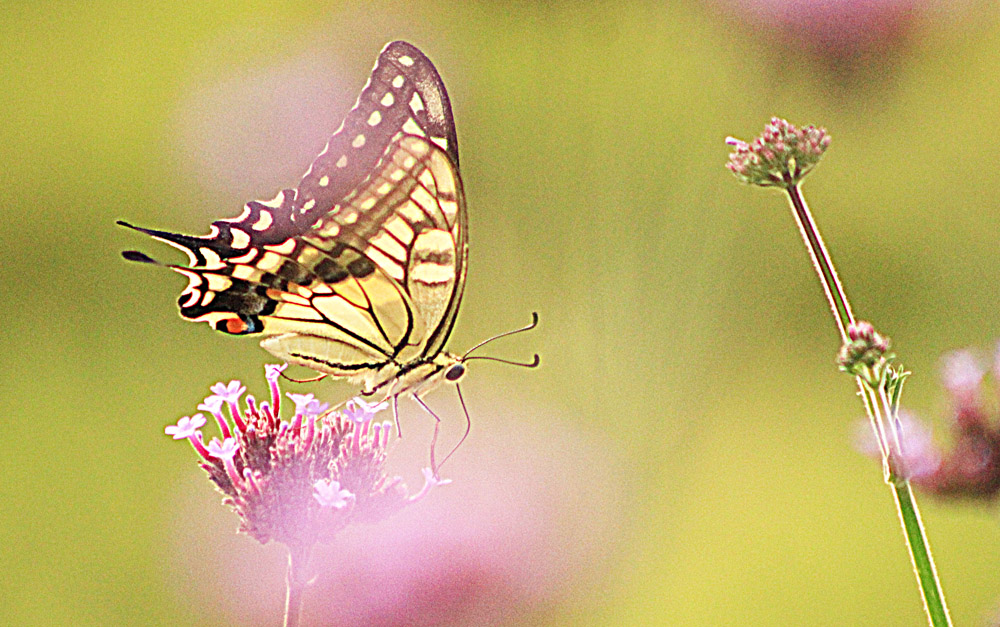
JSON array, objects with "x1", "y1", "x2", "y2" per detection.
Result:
[
  {"x1": 461, "y1": 312, "x2": 539, "y2": 359},
  {"x1": 463, "y1": 354, "x2": 540, "y2": 368}
]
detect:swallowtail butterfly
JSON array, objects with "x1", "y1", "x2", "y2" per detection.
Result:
[{"x1": 120, "y1": 41, "x2": 535, "y2": 403}]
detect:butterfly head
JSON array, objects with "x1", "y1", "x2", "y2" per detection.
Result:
[{"x1": 444, "y1": 361, "x2": 466, "y2": 382}]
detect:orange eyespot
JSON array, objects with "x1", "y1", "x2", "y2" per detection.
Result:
[{"x1": 222, "y1": 317, "x2": 248, "y2": 335}]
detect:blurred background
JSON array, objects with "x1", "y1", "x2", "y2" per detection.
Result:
[{"x1": 4, "y1": 1, "x2": 1000, "y2": 625}]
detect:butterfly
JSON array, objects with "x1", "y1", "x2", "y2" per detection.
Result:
[{"x1": 120, "y1": 41, "x2": 536, "y2": 405}]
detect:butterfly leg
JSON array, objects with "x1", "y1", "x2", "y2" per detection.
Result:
[
  {"x1": 392, "y1": 394, "x2": 404, "y2": 438},
  {"x1": 412, "y1": 394, "x2": 443, "y2": 476},
  {"x1": 439, "y1": 382, "x2": 472, "y2": 468}
]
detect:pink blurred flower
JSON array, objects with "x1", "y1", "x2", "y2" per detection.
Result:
[
  {"x1": 856, "y1": 340, "x2": 1000, "y2": 500},
  {"x1": 712, "y1": 0, "x2": 963, "y2": 76}
]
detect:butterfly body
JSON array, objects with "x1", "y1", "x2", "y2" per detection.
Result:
[{"x1": 121, "y1": 41, "x2": 469, "y2": 402}]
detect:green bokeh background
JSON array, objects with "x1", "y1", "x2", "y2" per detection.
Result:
[{"x1": 5, "y1": 2, "x2": 1000, "y2": 625}]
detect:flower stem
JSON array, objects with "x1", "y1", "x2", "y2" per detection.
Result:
[
  {"x1": 783, "y1": 183, "x2": 952, "y2": 627},
  {"x1": 785, "y1": 183, "x2": 853, "y2": 339},
  {"x1": 283, "y1": 543, "x2": 312, "y2": 627}
]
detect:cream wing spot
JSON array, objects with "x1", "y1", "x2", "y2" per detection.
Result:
[
  {"x1": 367, "y1": 111, "x2": 382, "y2": 126},
  {"x1": 229, "y1": 249, "x2": 258, "y2": 264},
  {"x1": 401, "y1": 118, "x2": 425, "y2": 137},
  {"x1": 398, "y1": 55, "x2": 414, "y2": 66},
  {"x1": 381, "y1": 92, "x2": 395, "y2": 107},
  {"x1": 316, "y1": 222, "x2": 340, "y2": 237},
  {"x1": 392, "y1": 74, "x2": 405, "y2": 88},
  {"x1": 205, "y1": 273, "x2": 234, "y2": 292},
  {"x1": 266, "y1": 239, "x2": 297, "y2": 255},
  {"x1": 409, "y1": 93, "x2": 425, "y2": 113},
  {"x1": 179, "y1": 289, "x2": 200, "y2": 309},
  {"x1": 319, "y1": 175, "x2": 330, "y2": 187},
  {"x1": 336, "y1": 155, "x2": 348, "y2": 168},
  {"x1": 230, "y1": 228, "x2": 251, "y2": 249},
  {"x1": 259, "y1": 191, "x2": 286, "y2": 208},
  {"x1": 352, "y1": 134, "x2": 366, "y2": 148},
  {"x1": 255, "y1": 251, "x2": 285, "y2": 273},
  {"x1": 251, "y1": 211, "x2": 273, "y2": 231},
  {"x1": 227, "y1": 205, "x2": 254, "y2": 223},
  {"x1": 200, "y1": 248, "x2": 223, "y2": 268}
]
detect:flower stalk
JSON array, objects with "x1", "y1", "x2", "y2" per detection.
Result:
[
  {"x1": 727, "y1": 119, "x2": 951, "y2": 627},
  {"x1": 284, "y1": 543, "x2": 311, "y2": 627}
]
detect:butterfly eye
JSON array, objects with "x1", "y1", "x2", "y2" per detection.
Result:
[{"x1": 444, "y1": 363, "x2": 466, "y2": 382}]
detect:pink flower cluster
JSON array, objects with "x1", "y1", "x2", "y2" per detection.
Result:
[
  {"x1": 165, "y1": 364, "x2": 448, "y2": 546},
  {"x1": 726, "y1": 117, "x2": 831, "y2": 187}
]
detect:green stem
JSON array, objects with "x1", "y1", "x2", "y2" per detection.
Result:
[
  {"x1": 894, "y1": 483, "x2": 951, "y2": 626},
  {"x1": 783, "y1": 183, "x2": 952, "y2": 627}
]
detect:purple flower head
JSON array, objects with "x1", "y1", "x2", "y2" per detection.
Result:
[
  {"x1": 343, "y1": 397, "x2": 389, "y2": 424},
  {"x1": 314, "y1": 479, "x2": 353, "y2": 509},
  {"x1": 169, "y1": 367, "x2": 437, "y2": 548},
  {"x1": 165, "y1": 414, "x2": 207, "y2": 440},
  {"x1": 207, "y1": 437, "x2": 239, "y2": 460},
  {"x1": 726, "y1": 118, "x2": 830, "y2": 188}
]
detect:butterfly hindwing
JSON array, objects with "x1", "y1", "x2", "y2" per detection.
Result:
[{"x1": 120, "y1": 41, "x2": 466, "y2": 385}]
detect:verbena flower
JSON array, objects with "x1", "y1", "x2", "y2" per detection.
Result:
[
  {"x1": 856, "y1": 343, "x2": 1000, "y2": 499},
  {"x1": 164, "y1": 365, "x2": 447, "y2": 546},
  {"x1": 726, "y1": 117, "x2": 830, "y2": 188}
]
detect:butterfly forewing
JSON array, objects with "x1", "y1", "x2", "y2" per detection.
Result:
[{"x1": 120, "y1": 41, "x2": 467, "y2": 388}]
